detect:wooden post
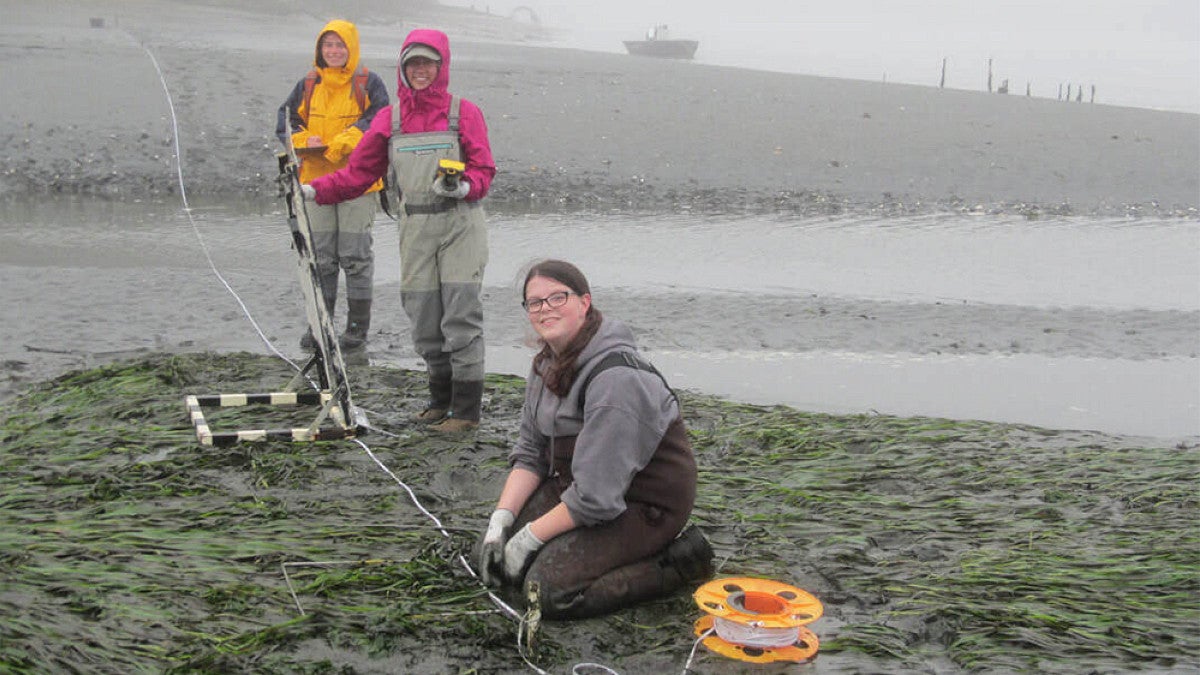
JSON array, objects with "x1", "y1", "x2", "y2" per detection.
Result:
[
  {"x1": 987, "y1": 58, "x2": 993, "y2": 93},
  {"x1": 1058, "y1": 83, "x2": 1063, "y2": 100},
  {"x1": 940, "y1": 57, "x2": 947, "y2": 88},
  {"x1": 1090, "y1": 85, "x2": 1096, "y2": 103},
  {"x1": 1026, "y1": 82, "x2": 1031, "y2": 96}
]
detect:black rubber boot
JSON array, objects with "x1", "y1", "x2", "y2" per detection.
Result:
[
  {"x1": 429, "y1": 380, "x2": 484, "y2": 433},
  {"x1": 662, "y1": 524, "x2": 715, "y2": 584},
  {"x1": 339, "y1": 299, "x2": 371, "y2": 350},
  {"x1": 299, "y1": 292, "x2": 337, "y2": 351},
  {"x1": 414, "y1": 366, "x2": 453, "y2": 423}
]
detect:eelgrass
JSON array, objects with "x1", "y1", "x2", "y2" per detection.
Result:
[{"x1": 0, "y1": 352, "x2": 1196, "y2": 673}]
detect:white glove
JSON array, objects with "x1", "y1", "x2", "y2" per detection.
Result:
[
  {"x1": 503, "y1": 523, "x2": 544, "y2": 583},
  {"x1": 478, "y1": 509, "x2": 514, "y2": 587},
  {"x1": 299, "y1": 184, "x2": 316, "y2": 201},
  {"x1": 431, "y1": 176, "x2": 470, "y2": 199}
]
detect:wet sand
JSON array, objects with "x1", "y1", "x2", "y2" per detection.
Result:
[
  {"x1": 2, "y1": 201, "x2": 1196, "y2": 437},
  {"x1": 1, "y1": 0, "x2": 1197, "y2": 215}
]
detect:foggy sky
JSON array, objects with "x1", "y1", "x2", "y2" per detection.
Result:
[{"x1": 449, "y1": 0, "x2": 1200, "y2": 113}]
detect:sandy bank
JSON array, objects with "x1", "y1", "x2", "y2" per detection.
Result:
[{"x1": 1, "y1": 0, "x2": 1197, "y2": 216}]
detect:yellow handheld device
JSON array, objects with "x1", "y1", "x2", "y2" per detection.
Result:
[{"x1": 438, "y1": 159, "x2": 466, "y2": 190}]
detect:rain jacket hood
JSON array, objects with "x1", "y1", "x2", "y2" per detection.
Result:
[
  {"x1": 314, "y1": 19, "x2": 362, "y2": 89},
  {"x1": 397, "y1": 29, "x2": 452, "y2": 116}
]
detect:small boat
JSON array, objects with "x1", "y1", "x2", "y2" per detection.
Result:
[{"x1": 623, "y1": 24, "x2": 698, "y2": 60}]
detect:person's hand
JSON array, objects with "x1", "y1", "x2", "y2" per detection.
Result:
[
  {"x1": 305, "y1": 135, "x2": 324, "y2": 148},
  {"x1": 431, "y1": 176, "x2": 470, "y2": 199},
  {"x1": 299, "y1": 184, "x2": 316, "y2": 201},
  {"x1": 503, "y1": 523, "x2": 544, "y2": 583},
  {"x1": 478, "y1": 509, "x2": 514, "y2": 587}
]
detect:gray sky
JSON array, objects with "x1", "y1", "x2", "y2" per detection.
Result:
[{"x1": 449, "y1": 0, "x2": 1200, "y2": 113}]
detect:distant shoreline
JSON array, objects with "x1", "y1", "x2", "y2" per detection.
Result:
[{"x1": 1, "y1": 0, "x2": 1197, "y2": 217}]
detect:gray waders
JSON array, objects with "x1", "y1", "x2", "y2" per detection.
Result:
[
  {"x1": 307, "y1": 195, "x2": 376, "y2": 350},
  {"x1": 389, "y1": 98, "x2": 487, "y2": 425}
]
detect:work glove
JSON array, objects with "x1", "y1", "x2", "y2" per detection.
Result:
[
  {"x1": 478, "y1": 508, "x2": 514, "y2": 587},
  {"x1": 431, "y1": 175, "x2": 470, "y2": 199},
  {"x1": 299, "y1": 184, "x2": 316, "y2": 201},
  {"x1": 503, "y1": 523, "x2": 544, "y2": 584}
]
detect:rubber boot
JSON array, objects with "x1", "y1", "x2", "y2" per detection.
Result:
[
  {"x1": 340, "y1": 299, "x2": 371, "y2": 350},
  {"x1": 300, "y1": 291, "x2": 337, "y2": 351},
  {"x1": 414, "y1": 367, "x2": 453, "y2": 424},
  {"x1": 429, "y1": 380, "x2": 484, "y2": 433},
  {"x1": 662, "y1": 525, "x2": 715, "y2": 585}
]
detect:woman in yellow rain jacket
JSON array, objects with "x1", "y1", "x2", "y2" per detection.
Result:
[{"x1": 276, "y1": 19, "x2": 389, "y2": 351}]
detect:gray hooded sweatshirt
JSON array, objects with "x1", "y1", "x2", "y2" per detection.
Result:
[{"x1": 509, "y1": 318, "x2": 682, "y2": 526}]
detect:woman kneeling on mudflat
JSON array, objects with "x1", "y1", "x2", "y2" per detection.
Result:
[{"x1": 477, "y1": 259, "x2": 714, "y2": 619}]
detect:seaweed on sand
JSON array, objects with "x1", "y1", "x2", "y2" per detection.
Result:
[{"x1": 1, "y1": 352, "x2": 1196, "y2": 673}]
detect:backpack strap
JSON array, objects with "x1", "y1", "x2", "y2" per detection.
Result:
[
  {"x1": 578, "y1": 351, "x2": 677, "y2": 409},
  {"x1": 350, "y1": 65, "x2": 369, "y2": 113},
  {"x1": 300, "y1": 68, "x2": 319, "y2": 124},
  {"x1": 301, "y1": 65, "x2": 370, "y2": 123}
]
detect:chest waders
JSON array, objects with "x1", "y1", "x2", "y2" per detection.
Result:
[
  {"x1": 388, "y1": 97, "x2": 488, "y2": 424},
  {"x1": 518, "y1": 418, "x2": 705, "y2": 620}
]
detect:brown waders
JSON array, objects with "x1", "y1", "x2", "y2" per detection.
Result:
[{"x1": 515, "y1": 419, "x2": 713, "y2": 619}]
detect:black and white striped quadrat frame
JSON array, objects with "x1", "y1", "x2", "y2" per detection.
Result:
[
  {"x1": 181, "y1": 105, "x2": 364, "y2": 447},
  {"x1": 184, "y1": 389, "x2": 360, "y2": 446}
]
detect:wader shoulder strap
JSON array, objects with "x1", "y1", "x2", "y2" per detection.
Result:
[
  {"x1": 579, "y1": 351, "x2": 677, "y2": 408},
  {"x1": 389, "y1": 96, "x2": 458, "y2": 135},
  {"x1": 385, "y1": 101, "x2": 402, "y2": 219},
  {"x1": 449, "y1": 96, "x2": 460, "y2": 133}
]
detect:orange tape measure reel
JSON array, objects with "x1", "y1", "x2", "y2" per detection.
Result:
[{"x1": 693, "y1": 577, "x2": 823, "y2": 664}]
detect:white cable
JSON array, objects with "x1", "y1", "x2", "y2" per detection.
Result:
[
  {"x1": 350, "y1": 429, "x2": 556, "y2": 672},
  {"x1": 133, "y1": 34, "x2": 312, "y2": 388},
  {"x1": 572, "y1": 663, "x2": 621, "y2": 674},
  {"x1": 680, "y1": 626, "x2": 714, "y2": 674},
  {"x1": 713, "y1": 616, "x2": 801, "y2": 649}
]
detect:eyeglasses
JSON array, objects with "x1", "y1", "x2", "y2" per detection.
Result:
[{"x1": 522, "y1": 290, "x2": 575, "y2": 313}]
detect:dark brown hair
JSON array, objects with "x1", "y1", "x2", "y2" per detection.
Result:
[
  {"x1": 524, "y1": 260, "x2": 603, "y2": 397},
  {"x1": 315, "y1": 31, "x2": 336, "y2": 68}
]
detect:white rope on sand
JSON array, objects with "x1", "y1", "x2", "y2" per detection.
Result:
[{"x1": 130, "y1": 32, "x2": 307, "y2": 382}]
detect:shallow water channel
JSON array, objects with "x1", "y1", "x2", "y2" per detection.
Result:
[{"x1": 1, "y1": 198, "x2": 1197, "y2": 438}]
